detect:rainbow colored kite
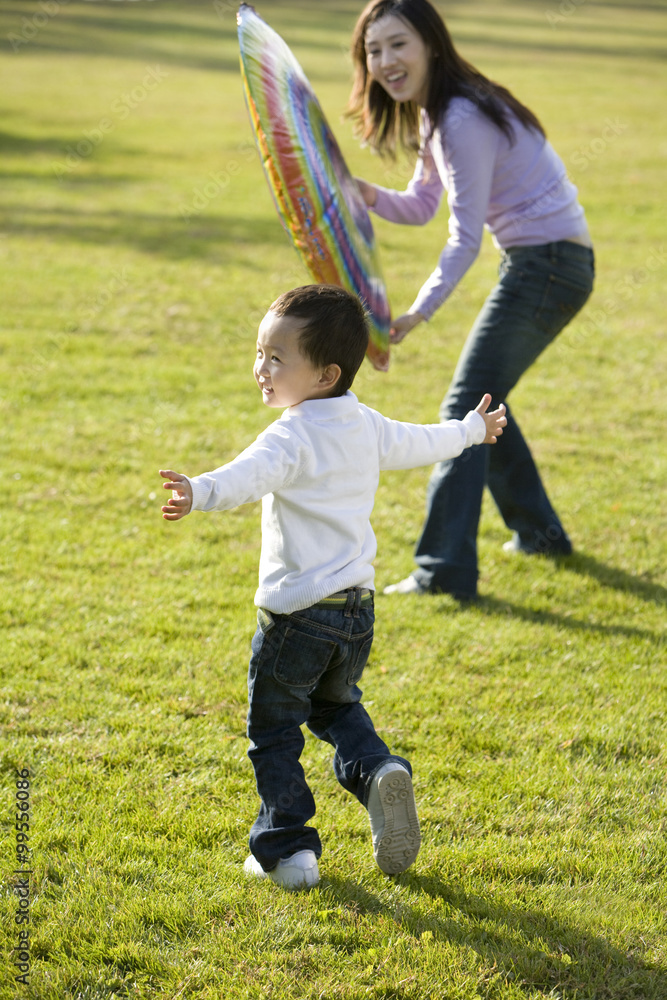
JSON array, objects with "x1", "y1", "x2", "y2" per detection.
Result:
[{"x1": 237, "y1": 3, "x2": 390, "y2": 371}]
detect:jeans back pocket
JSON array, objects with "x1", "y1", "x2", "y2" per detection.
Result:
[
  {"x1": 535, "y1": 271, "x2": 593, "y2": 336},
  {"x1": 272, "y1": 627, "x2": 338, "y2": 690},
  {"x1": 346, "y1": 631, "x2": 374, "y2": 687}
]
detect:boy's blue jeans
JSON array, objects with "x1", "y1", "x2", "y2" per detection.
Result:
[
  {"x1": 413, "y1": 240, "x2": 595, "y2": 596},
  {"x1": 246, "y1": 591, "x2": 409, "y2": 872}
]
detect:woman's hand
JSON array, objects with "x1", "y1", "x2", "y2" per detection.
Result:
[
  {"x1": 389, "y1": 311, "x2": 425, "y2": 344},
  {"x1": 354, "y1": 177, "x2": 377, "y2": 208}
]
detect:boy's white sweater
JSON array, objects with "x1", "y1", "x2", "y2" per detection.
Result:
[{"x1": 187, "y1": 392, "x2": 485, "y2": 614}]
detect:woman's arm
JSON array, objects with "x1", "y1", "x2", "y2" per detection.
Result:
[
  {"x1": 366, "y1": 152, "x2": 444, "y2": 226},
  {"x1": 407, "y1": 108, "x2": 500, "y2": 322}
]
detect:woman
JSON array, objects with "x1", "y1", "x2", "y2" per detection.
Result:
[{"x1": 348, "y1": 0, "x2": 594, "y2": 600}]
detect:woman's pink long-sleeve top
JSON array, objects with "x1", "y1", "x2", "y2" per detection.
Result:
[{"x1": 370, "y1": 98, "x2": 589, "y2": 320}]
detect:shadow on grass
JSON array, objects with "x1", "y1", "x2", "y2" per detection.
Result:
[
  {"x1": 0, "y1": 204, "x2": 288, "y2": 261},
  {"x1": 0, "y1": 4, "x2": 238, "y2": 73},
  {"x1": 472, "y1": 550, "x2": 666, "y2": 639},
  {"x1": 323, "y1": 873, "x2": 666, "y2": 999},
  {"x1": 473, "y1": 599, "x2": 661, "y2": 643},
  {"x1": 451, "y1": 0, "x2": 667, "y2": 63},
  {"x1": 0, "y1": 1, "x2": 356, "y2": 75},
  {"x1": 1, "y1": 0, "x2": 664, "y2": 69},
  {"x1": 562, "y1": 551, "x2": 667, "y2": 606},
  {"x1": 0, "y1": 130, "x2": 69, "y2": 157}
]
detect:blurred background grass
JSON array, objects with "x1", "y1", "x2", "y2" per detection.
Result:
[{"x1": 0, "y1": 1, "x2": 666, "y2": 997}]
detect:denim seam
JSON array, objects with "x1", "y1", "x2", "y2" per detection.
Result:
[{"x1": 284, "y1": 617, "x2": 374, "y2": 644}]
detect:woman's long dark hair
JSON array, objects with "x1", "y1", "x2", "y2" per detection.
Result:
[{"x1": 347, "y1": 0, "x2": 545, "y2": 157}]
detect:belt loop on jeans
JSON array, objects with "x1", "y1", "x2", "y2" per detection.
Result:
[{"x1": 344, "y1": 588, "x2": 357, "y2": 618}]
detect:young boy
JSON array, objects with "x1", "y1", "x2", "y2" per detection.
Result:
[{"x1": 160, "y1": 284, "x2": 506, "y2": 890}]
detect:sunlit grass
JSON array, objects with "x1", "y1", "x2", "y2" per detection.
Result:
[{"x1": 0, "y1": 1, "x2": 665, "y2": 997}]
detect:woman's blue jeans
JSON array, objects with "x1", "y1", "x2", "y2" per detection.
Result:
[
  {"x1": 413, "y1": 240, "x2": 595, "y2": 596},
  {"x1": 246, "y1": 594, "x2": 410, "y2": 871}
]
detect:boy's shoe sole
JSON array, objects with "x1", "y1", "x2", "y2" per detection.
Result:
[
  {"x1": 244, "y1": 850, "x2": 319, "y2": 890},
  {"x1": 368, "y1": 764, "x2": 421, "y2": 875}
]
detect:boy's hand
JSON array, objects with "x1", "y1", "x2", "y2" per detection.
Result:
[
  {"x1": 475, "y1": 394, "x2": 507, "y2": 444},
  {"x1": 159, "y1": 470, "x2": 193, "y2": 520}
]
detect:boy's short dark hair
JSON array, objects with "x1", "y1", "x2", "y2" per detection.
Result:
[{"x1": 270, "y1": 285, "x2": 369, "y2": 395}]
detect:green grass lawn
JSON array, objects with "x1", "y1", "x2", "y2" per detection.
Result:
[{"x1": 1, "y1": 1, "x2": 666, "y2": 997}]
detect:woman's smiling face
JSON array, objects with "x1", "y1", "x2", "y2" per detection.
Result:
[{"x1": 364, "y1": 13, "x2": 431, "y2": 106}]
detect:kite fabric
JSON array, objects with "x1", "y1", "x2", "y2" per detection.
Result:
[{"x1": 237, "y1": 3, "x2": 391, "y2": 371}]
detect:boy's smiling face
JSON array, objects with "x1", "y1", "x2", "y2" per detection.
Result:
[{"x1": 254, "y1": 310, "x2": 339, "y2": 408}]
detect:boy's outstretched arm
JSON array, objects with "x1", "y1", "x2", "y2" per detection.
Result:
[
  {"x1": 159, "y1": 470, "x2": 193, "y2": 520},
  {"x1": 474, "y1": 394, "x2": 507, "y2": 444}
]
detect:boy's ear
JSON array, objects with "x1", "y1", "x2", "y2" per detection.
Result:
[{"x1": 319, "y1": 363, "x2": 342, "y2": 391}]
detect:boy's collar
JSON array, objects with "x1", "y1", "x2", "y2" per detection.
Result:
[{"x1": 285, "y1": 391, "x2": 358, "y2": 418}]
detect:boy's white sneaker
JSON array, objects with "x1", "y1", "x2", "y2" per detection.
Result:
[
  {"x1": 367, "y1": 762, "x2": 420, "y2": 874},
  {"x1": 244, "y1": 850, "x2": 320, "y2": 890}
]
